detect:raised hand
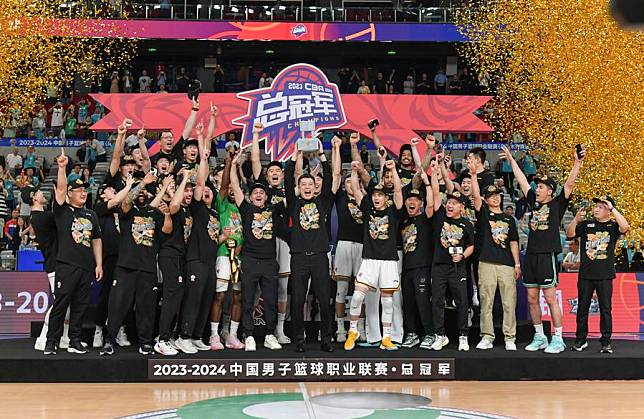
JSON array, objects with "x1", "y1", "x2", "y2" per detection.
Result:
[
  {"x1": 158, "y1": 201, "x2": 170, "y2": 215},
  {"x1": 574, "y1": 144, "x2": 586, "y2": 162},
  {"x1": 575, "y1": 207, "x2": 587, "y2": 222},
  {"x1": 350, "y1": 132, "x2": 360, "y2": 145},
  {"x1": 57, "y1": 147, "x2": 68, "y2": 168},
  {"x1": 200, "y1": 147, "x2": 210, "y2": 161},
  {"x1": 195, "y1": 122, "x2": 204, "y2": 136},
  {"x1": 253, "y1": 122, "x2": 264, "y2": 134},
  {"x1": 162, "y1": 175, "x2": 174, "y2": 189},
  {"x1": 331, "y1": 136, "x2": 341, "y2": 149},
  {"x1": 351, "y1": 161, "x2": 361, "y2": 172},
  {"x1": 117, "y1": 118, "x2": 132, "y2": 135},
  {"x1": 210, "y1": 102, "x2": 217, "y2": 116},
  {"x1": 137, "y1": 127, "x2": 146, "y2": 138},
  {"x1": 467, "y1": 158, "x2": 478, "y2": 174},
  {"x1": 125, "y1": 174, "x2": 136, "y2": 188},
  {"x1": 384, "y1": 160, "x2": 396, "y2": 170},
  {"x1": 191, "y1": 97, "x2": 199, "y2": 110},
  {"x1": 498, "y1": 145, "x2": 514, "y2": 162},
  {"x1": 424, "y1": 134, "x2": 436, "y2": 148},
  {"x1": 410, "y1": 137, "x2": 420, "y2": 147},
  {"x1": 143, "y1": 171, "x2": 158, "y2": 185},
  {"x1": 231, "y1": 151, "x2": 241, "y2": 166}
]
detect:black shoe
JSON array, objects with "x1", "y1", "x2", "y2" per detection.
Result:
[
  {"x1": 139, "y1": 344, "x2": 154, "y2": 355},
  {"x1": 67, "y1": 340, "x2": 89, "y2": 354},
  {"x1": 43, "y1": 340, "x2": 57, "y2": 355},
  {"x1": 295, "y1": 342, "x2": 305, "y2": 353},
  {"x1": 600, "y1": 343, "x2": 613, "y2": 354},
  {"x1": 572, "y1": 339, "x2": 588, "y2": 351},
  {"x1": 100, "y1": 342, "x2": 114, "y2": 356},
  {"x1": 320, "y1": 341, "x2": 335, "y2": 353}
]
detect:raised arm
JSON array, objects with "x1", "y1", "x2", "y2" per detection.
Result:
[
  {"x1": 55, "y1": 148, "x2": 68, "y2": 206},
  {"x1": 369, "y1": 122, "x2": 383, "y2": 150},
  {"x1": 205, "y1": 103, "x2": 217, "y2": 145},
  {"x1": 107, "y1": 176, "x2": 135, "y2": 209},
  {"x1": 499, "y1": 146, "x2": 530, "y2": 197},
  {"x1": 410, "y1": 137, "x2": 423, "y2": 169},
  {"x1": 181, "y1": 98, "x2": 200, "y2": 140},
  {"x1": 136, "y1": 128, "x2": 151, "y2": 173},
  {"x1": 318, "y1": 140, "x2": 332, "y2": 200},
  {"x1": 421, "y1": 134, "x2": 436, "y2": 171},
  {"x1": 563, "y1": 145, "x2": 585, "y2": 199},
  {"x1": 251, "y1": 122, "x2": 263, "y2": 181},
  {"x1": 349, "y1": 132, "x2": 362, "y2": 164},
  {"x1": 386, "y1": 160, "x2": 404, "y2": 210},
  {"x1": 430, "y1": 160, "x2": 442, "y2": 211},
  {"x1": 109, "y1": 119, "x2": 131, "y2": 177},
  {"x1": 229, "y1": 153, "x2": 245, "y2": 207},
  {"x1": 161, "y1": 208, "x2": 173, "y2": 235},
  {"x1": 193, "y1": 122, "x2": 208, "y2": 202},
  {"x1": 468, "y1": 159, "x2": 483, "y2": 211},
  {"x1": 218, "y1": 154, "x2": 232, "y2": 200},
  {"x1": 350, "y1": 161, "x2": 365, "y2": 206},
  {"x1": 419, "y1": 170, "x2": 434, "y2": 218},
  {"x1": 438, "y1": 152, "x2": 456, "y2": 194},
  {"x1": 285, "y1": 155, "x2": 297, "y2": 203},
  {"x1": 331, "y1": 135, "x2": 342, "y2": 194},
  {"x1": 566, "y1": 208, "x2": 585, "y2": 239},
  {"x1": 611, "y1": 206, "x2": 630, "y2": 234},
  {"x1": 122, "y1": 172, "x2": 156, "y2": 214},
  {"x1": 150, "y1": 175, "x2": 173, "y2": 208},
  {"x1": 170, "y1": 169, "x2": 189, "y2": 215}
]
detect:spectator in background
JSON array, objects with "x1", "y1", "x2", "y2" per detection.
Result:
[
  {"x1": 0, "y1": 183, "x2": 8, "y2": 232},
  {"x1": 258, "y1": 72, "x2": 273, "y2": 88},
  {"x1": 6, "y1": 147, "x2": 22, "y2": 177},
  {"x1": 82, "y1": 168, "x2": 97, "y2": 208},
  {"x1": 520, "y1": 152, "x2": 538, "y2": 182},
  {"x1": 67, "y1": 163, "x2": 82, "y2": 183},
  {"x1": 448, "y1": 74, "x2": 462, "y2": 95},
  {"x1": 338, "y1": 67, "x2": 350, "y2": 93},
  {"x1": 157, "y1": 84, "x2": 168, "y2": 94},
  {"x1": 110, "y1": 71, "x2": 120, "y2": 93},
  {"x1": 360, "y1": 143, "x2": 370, "y2": 164},
  {"x1": 372, "y1": 72, "x2": 387, "y2": 94},
  {"x1": 32, "y1": 110, "x2": 46, "y2": 140},
  {"x1": 157, "y1": 70, "x2": 167, "y2": 90},
  {"x1": 77, "y1": 98, "x2": 90, "y2": 122},
  {"x1": 122, "y1": 70, "x2": 134, "y2": 93},
  {"x1": 416, "y1": 73, "x2": 431, "y2": 94},
  {"x1": 139, "y1": 69, "x2": 152, "y2": 93},
  {"x1": 3, "y1": 208, "x2": 19, "y2": 249},
  {"x1": 213, "y1": 65, "x2": 225, "y2": 92},
  {"x1": 348, "y1": 69, "x2": 360, "y2": 93},
  {"x1": 224, "y1": 133, "x2": 240, "y2": 154},
  {"x1": 63, "y1": 109, "x2": 77, "y2": 138},
  {"x1": 23, "y1": 167, "x2": 39, "y2": 187},
  {"x1": 357, "y1": 80, "x2": 371, "y2": 94},
  {"x1": 176, "y1": 67, "x2": 190, "y2": 92},
  {"x1": 403, "y1": 75, "x2": 415, "y2": 94},
  {"x1": 562, "y1": 239, "x2": 581, "y2": 272},
  {"x1": 241, "y1": 151, "x2": 253, "y2": 180},
  {"x1": 386, "y1": 69, "x2": 396, "y2": 94},
  {"x1": 88, "y1": 137, "x2": 107, "y2": 163},
  {"x1": 49, "y1": 101, "x2": 64, "y2": 137},
  {"x1": 434, "y1": 68, "x2": 448, "y2": 94},
  {"x1": 340, "y1": 136, "x2": 352, "y2": 163},
  {"x1": 3, "y1": 170, "x2": 16, "y2": 210}
]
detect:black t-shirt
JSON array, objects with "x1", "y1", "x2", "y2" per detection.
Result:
[
  {"x1": 117, "y1": 206, "x2": 165, "y2": 273},
  {"x1": 574, "y1": 219, "x2": 622, "y2": 280},
  {"x1": 285, "y1": 160, "x2": 333, "y2": 254},
  {"x1": 476, "y1": 207, "x2": 519, "y2": 267},
  {"x1": 254, "y1": 175, "x2": 289, "y2": 242},
  {"x1": 53, "y1": 202, "x2": 101, "y2": 271},
  {"x1": 401, "y1": 213, "x2": 433, "y2": 269},
  {"x1": 397, "y1": 167, "x2": 415, "y2": 188},
  {"x1": 526, "y1": 189, "x2": 569, "y2": 254},
  {"x1": 239, "y1": 200, "x2": 285, "y2": 259},
  {"x1": 186, "y1": 200, "x2": 221, "y2": 265},
  {"x1": 463, "y1": 197, "x2": 477, "y2": 225},
  {"x1": 159, "y1": 205, "x2": 192, "y2": 257},
  {"x1": 29, "y1": 210, "x2": 58, "y2": 273},
  {"x1": 360, "y1": 196, "x2": 403, "y2": 261},
  {"x1": 94, "y1": 200, "x2": 120, "y2": 258},
  {"x1": 459, "y1": 169, "x2": 496, "y2": 192},
  {"x1": 433, "y1": 207, "x2": 474, "y2": 265},
  {"x1": 335, "y1": 189, "x2": 364, "y2": 244},
  {"x1": 104, "y1": 172, "x2": 127, "y2": 193},
  {"x1": 152, "y1": 136, "x2": 185, "y2": 172}
]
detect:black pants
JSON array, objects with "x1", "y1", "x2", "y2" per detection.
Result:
[
  {"x1": 47, "y1": 262, "x2": 92, "y2": 343},
  {"x1": 290, "y1": 252, "x2": 332, "y2": 344},
  {"x1": 432, "y1": 262, "x2": 468, "y2": 336},
  {"x1": 106, "y1": 267, "x2": 157, "y2": 346},
  {"x1": 95, "y1": 254, "x2": 118, "y2": 329},
  {"x1": 157, "y1": 255, "x2": 185, "y2": 341},
  {"x1": 402, "y1": 267, "x2": 434, "y2": 336},
  {"x1": 465, "y1": 254, "x2": 479, "y2": 307},
  {"x1": 241, "y1": 256, "x2": 278, "y2": 337},
  {"x1": 576, "y1": 278, "x2": 613, "y2": 344},
  {"x1": 181, "y1": 260, "x2": 217, "y2": 339}
]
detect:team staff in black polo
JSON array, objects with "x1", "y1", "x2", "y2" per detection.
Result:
[{"x1": 44, "y1": 149, "x2": 103, "y2": 355}]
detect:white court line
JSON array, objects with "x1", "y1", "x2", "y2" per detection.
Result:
[{"x1": 298, "y1": 382, "x2": 316, "y2": 419}]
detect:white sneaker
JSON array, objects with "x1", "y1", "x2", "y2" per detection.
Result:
[
  {"x1": 93, "y1": 327, "x2": 104, "y2": 348},
  {"x1": 59, "y1": 336, "x2": 71, "y2": 349},
  {"x1": 115, "y1": 326, "x2": 131, "y2": 347},
  {"x1": 154, "y1": 340, "x2": 178, "y2": 356},
  {"x1": 34, "y1": 337, "x2": 46, "y2": 351},
  {"x1": 174, "y1": 337, "x2": 198, "y2": 354},
  {"x1": 431, "y1": 335, "x2": 449, "y2": 351},
  {"x1": 458, "y1": 336, "x2": 470, "y2": 351},
  {"x1": 476, "y1": 337, "x2": 494, "y2": 350},
  {"x1": 336, "y1": 331, "x2": 347, "y2": 343},
  {"x1": 245, "y1": 336, "x2": 257, "y2": 352},
  {"x1": 191, "y1": 339, "x2": 211, "y2": 351},
  {"x1": 264, "y1": 334, "x2": 282, "y2": 350},
  {"x1": 276, "y1": 332, "x2": 291, "y2": 345},
  {"x1": 505, "y1": 340, "x2": 517, "y2": 351}
]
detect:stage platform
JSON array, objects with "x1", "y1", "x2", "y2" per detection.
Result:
[{"x1": 1, "y1": 337, "x2": 642, "y2": 382}]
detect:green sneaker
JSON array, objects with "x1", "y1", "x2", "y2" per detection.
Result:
[
  {"x1": 544, "y1": 335, "x2": 566, "y2": 354},
  {"x1": 419, "y1": 335, "x2": 436, "y2": 350},
  {"x1": 401, "y1": 333, "x2": 420, "y2": 348},
  {"x1": 525, "y1": 334, "x2": 549, "y2": 351}
]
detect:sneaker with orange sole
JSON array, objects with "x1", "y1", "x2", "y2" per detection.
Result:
[
  {"x1": 344, "y1": 330, "x2": 360, "y2": 351},
  {"x1": 380, "y1": 336, "x2": 399, "y2": 351}
]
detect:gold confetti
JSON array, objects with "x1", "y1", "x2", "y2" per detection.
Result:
[
  {"x1": 456, "y1": 0, "x2": 644, "y2": 241},
  {"x1": 0, "y1": 1, "x2": 137, "y2": 116}
]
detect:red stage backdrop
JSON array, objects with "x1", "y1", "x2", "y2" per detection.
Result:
[{"x1": 90, "y1": 93, "x2": 492, "y2": 161}]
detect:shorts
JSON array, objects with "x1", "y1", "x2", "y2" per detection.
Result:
[
  {"x1": 523, "y1": 253, "x2": 558, "y2": 288},
  {"x1": 356, "y1": 259, "x2": 400, "y2": 292},
  {"x1": 215, "y1": 256, "x2": 242, "y2": 293},
  {"x1": 276, "y1": 238, "x2": 291, "y2": 276},
  {"x1": 333, "y1": 241, "x2": 363, "y2": 280}
]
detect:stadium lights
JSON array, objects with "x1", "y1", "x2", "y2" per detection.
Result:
[
  {"x1": 213, "y1": 5, "x2": 221, "y2": 10},
  {"x1": 248, "y1": 8, "x2": 254, "y2": 13},
  {"x1": 147, "y1": 48, "x2": 157, "y2": 52},
  {"x1": 231, "y1": 6, "x2": 239, "y2": 12},
  {"x1": 196, "y1": 4, "x2": 202, "y2": 9},
  {"x1": 279, "y1": 6, "x2": 286, "y2": 10},
  {"x1": 266, "y1": 49, "x2": 275, "y2": 54},
  {"x1": 387, "y1": 50, "x2": 397, "y2": 55},
  {"x1": 265, "y1": 10, "x2": 272, "y2": 16}
]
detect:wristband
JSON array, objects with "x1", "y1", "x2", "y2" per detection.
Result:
[
  {"x1": 192, "y1": 107, "x2": 199, "y2": 112},
  {"x1": 514, "y1": 264, "x2": 521, "y2": 267}
]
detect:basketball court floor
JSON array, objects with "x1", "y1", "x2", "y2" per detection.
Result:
[{"x1": 4, "y1": 380, "x2": 643, "y2": 418}]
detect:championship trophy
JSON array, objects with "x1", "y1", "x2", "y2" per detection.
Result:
[{"x1": 296, "y1": 119, "x2": 319, "y2": 152}]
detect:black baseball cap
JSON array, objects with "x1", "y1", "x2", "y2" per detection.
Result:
[
  {"x1": 267, "y1": 161, "x2": 283, "y2": 171},
  {"x1": 592, "y1": 195, "x2": 616, "y2": 208},
  {"x1": 446, "y1": 190, "x2": 467, "y2": 204},
  {"x1": 372, "y1": 184, "x2": 387, "y2": 196},
  {"x1": 535, "y1": 175, "x2": 557, "y2": 191},
  {"x1": 120, "y1": 155, "x2": 136, "y2": 167},
  {"x1": 183, "y1": 138, "x2": 199, "y2": 149},
  {"x1": 483, "y1": 185, "x2": 502, "y2": 198},
  {"x1": 213, "y1": 162, "x2": 226, "y2": 175},
  {"x1": 250, "y1": 182, "x2": 268, "y2": 194},
  {"x1": 67, "y1": 178, "x2": 89, "y2": 191},
  {"x1": 21, "y1": 185, "x2": 41, "y2": 205},
  {"x1": 406, "y1": 189, "x2": 423, "y2": 200}
]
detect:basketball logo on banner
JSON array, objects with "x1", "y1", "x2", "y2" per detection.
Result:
[{"x1": 233, "y1": 63, "x2": 347, "y2": 161}]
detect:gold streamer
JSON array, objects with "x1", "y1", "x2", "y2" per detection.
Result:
[{"x1": 456, "y1": 0, "x2": 644, "y2": 241}]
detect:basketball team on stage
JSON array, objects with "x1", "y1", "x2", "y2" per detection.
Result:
[{"x1": 28, "y1": 98, "x2": 629, "y2": 357}]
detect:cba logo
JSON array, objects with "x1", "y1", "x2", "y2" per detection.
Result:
[
  {"x1": 291, "y1": 23, "x2": 307, "y2": 38},
  {"x1": 234, "y1": 63, "x2": 347, "y2": 161}
]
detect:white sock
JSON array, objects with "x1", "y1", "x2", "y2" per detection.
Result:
[
  {"x1": 336, "y1": 318, "x2": 346, "y2": 332},
  {"x1": 349, "y1": 320, "x2": 358, "y2": 332},
  {"x1": 554, "y1": 326, "x2": 563, "y2": 337},
  {"x1": 210, "y1": 322, "x2": 219, "y2": 338},
  {"x1": 230, "y1": 321, "x2": 239, "y2": 337},
  {"x1": 534, "y1": 323, "x2": 544, "y2": 336},
  {"x1": 95, "y1": 325, "x2": 102, "y2": 333},
  {"x1": 277, "y1": 312, "x2": 286, "y2": 335},
  {"x1": 383, "y1": 325, "x2": 392, "y2": 338}
]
